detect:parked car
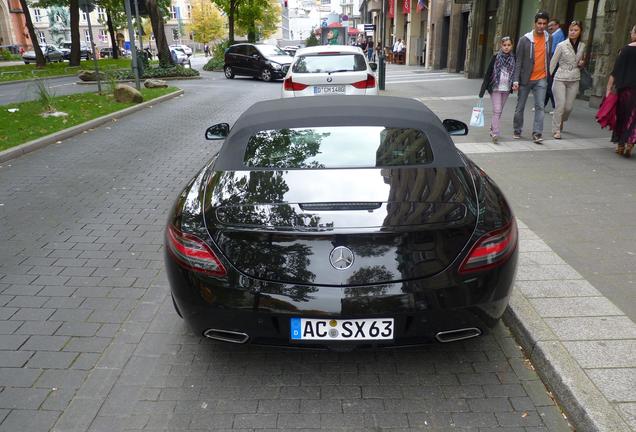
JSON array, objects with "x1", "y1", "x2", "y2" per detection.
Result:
[
  {"x1": 170, "y1": 47, "x2": 191, "y2": 67},
  {"x1": 282, "y1": 45, "x2": 301, "y2": 56},
  {"x1": 169, "y1": 44, "x2": 192, "y2": 57},
  {"x1": 22, "y1": 45, "x2": 64, "y2": 64},
  {"x1": 59, "y1": 42, "x2": 92, "y2": 60},
  {"x1": 282, "y1": 45, "x2": 378, "y2": 98},
  {"x1": 99, "y1": 47, "x2": 125, "y2": 58},
  {"x1": 223, "y1": 43, "x2": 291, "y2": 82},
  {"x1": 165, "y1": 95, "x2": 518, "y2": 349}
]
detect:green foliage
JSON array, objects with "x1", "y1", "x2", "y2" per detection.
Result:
[
  {"x1": 188, "y1": 1, "x2": 226, "y2": 44},
  {"x1": 203, "y1": 57, "x2": 224, "y2": 71},
  {"x1": 305, "y1": 32, "x2": 319, "y2": 47},
  {"x1": 107, "y1": 65, "x2": 200, "y2": 80},
  {"x1": 202, "y1": 39, "x2": 228, "y2": 71},
  {"x1": 0, "y1": 58, "x2": 132, "y2": 82},
  {"x1": 47, "y1": 6, "x2": 71, "y2": 45},
  {"x1": 32, "y1": 79, "x2": 56, "y2": 113},
  {"x1": 235, "y1": 0, "x2": 280, "y2": 42},
  {"x1": 0, "y1": 49, "x2": 21, "y2": 61}
]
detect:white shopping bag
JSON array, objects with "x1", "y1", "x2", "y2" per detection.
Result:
[{"x1": 470, "y1": 99, "x2": 485, "y2": 128}]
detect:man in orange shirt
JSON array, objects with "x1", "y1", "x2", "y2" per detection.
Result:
[{"x1": 512, "y1": 11, "x2": 552, "y2": 143}]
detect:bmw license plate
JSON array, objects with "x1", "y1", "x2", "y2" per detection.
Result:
[
  {"x1": 314, "y1": 85, "x2": 346, "y2": 95},
  {"x1": 290, "y1": 318, "x2": 394, "y2": 341}
]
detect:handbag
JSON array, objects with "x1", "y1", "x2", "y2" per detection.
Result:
[
  {"x1": 579, "y1": 68, "x2": 593, "y2": 91},
  {"x1": 469, "y1": 99, "x2": 485, "y2": 128}
]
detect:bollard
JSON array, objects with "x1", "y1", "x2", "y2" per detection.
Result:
[{"x1": 378, "y1": 53, "x2": 386, "y2": 91}]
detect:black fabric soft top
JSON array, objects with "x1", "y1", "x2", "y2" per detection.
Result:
[{"x1": 213, "y1": 95, "x2": 465, "y2": 170}]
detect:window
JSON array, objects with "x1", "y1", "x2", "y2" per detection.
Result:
[
  {"x1": 243, "y1": 127, "x2": 433, "y2": 169},
  {"x1": 187, "y1": 4, "x2": 192, "y2": 18},
  {"x1": 99, "y1": 29, "x2": 108, "y2": 42},
  {"x1": 81, "y1": 10, "x2": 87, "y2": 21},
  {"x1": 33, "y1": 9, "x2": 42, "y2": 23},
  {"x1": 292, "y1": 53, "x2": 367, "y2": 73},
  {"x1": 84, "y1": 29, "x2": 91, "y2": 43},
  {"x1": 169, "y1": 6, "x2": 177, "y2": 19},
  {"x1": 37, "y1": 31, "x2": 46, "y2": 44},
  {"x1": 97, "y1": 7, "x2": 105, "y2": 21}
]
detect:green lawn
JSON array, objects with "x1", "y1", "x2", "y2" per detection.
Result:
[
  {"x1": 0, "y1": 58, "x2": 133, "y2": 83},
  {"x1": 0, "y1": 87, "x2": 179, "y2": 152}
]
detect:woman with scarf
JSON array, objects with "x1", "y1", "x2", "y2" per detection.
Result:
[
  {"x1": 549, "y1": 21, "x2": 586, "y2": 140},
  {"x1": 606, "y1": 24, "x2": 636, "y2": 157},
  {"x1": 479, "y1": 36, "x2": 516, "y2": 144}
]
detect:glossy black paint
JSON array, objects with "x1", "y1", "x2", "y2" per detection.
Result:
[{"x1": 165, "y1": 151, "x2": 518, "y2": 348}]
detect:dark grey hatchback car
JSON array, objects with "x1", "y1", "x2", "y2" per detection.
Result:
[{"x1": 224, "y1": 43, "x2": 291, "y2": 82}]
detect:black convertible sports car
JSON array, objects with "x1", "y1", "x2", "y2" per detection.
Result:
[{"x1": 165, "y1": 95, "x2": 518, "y2": 348}]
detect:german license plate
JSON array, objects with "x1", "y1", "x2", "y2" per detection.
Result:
[
  {"x1": 314, "y1": 85, "x2": 346, "y2": 95},
  {"x1": 290, "y1": 318, "x2": 394, "y2": 341}
]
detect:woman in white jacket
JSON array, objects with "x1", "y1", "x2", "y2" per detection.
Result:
[{"x1": 549, "y1": 21, "x2": 586, "y2": 139}]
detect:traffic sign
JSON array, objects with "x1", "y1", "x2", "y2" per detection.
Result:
[{"x1": 363, "y1": 24, "x2": 376, "y2": 31}]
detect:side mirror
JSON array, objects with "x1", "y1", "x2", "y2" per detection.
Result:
[
  {"x1": 369, "y1": 62, "x2": 377, "y2": 72},
  {"x1": 205, "y1": 123, "x2": 230, "y2": 140},
  {"x1": 443, "y1": 119, "x2": 469, "y2": 136}
]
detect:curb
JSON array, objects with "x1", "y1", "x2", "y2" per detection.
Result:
[
  {"x1": 0, "y1": 89, "x2": 184, "y2": 163},
  {"x1": 503, "y1": 290, "x2": 632, "y2": 432},
  {"x1": 75, "y1": 75, "x2": 202, "y2": 85}
]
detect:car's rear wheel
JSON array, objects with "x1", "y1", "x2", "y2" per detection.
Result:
[
  {"x1": 224, "y1": 65, "x2": 234, "y2": 79},
  {"x1": 260, "y1": 68, "x2": 273, "y2": 82}
]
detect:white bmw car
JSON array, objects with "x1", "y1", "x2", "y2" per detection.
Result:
[{"x1": 282, "y1": 45, "x2": 378, "y2": 98}]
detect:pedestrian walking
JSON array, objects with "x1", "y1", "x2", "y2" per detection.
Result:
[
  {"x1": 479, "y1": 36, "x2": 516, "y2": 144},
  {"x1": 549, "y1": 21, "x2": 586, "y2": 139},
  {"x1": 512, "y1": 11, "x2": 552, "y2": 144},
  {"x1": 606, "y1": 23, "x2": 636, "y2": 157},
  {"x1": 204, "y1": 44, "x2": 210, "y2": 57},
  {"x1": 544, "y1": 19, "x2": 565, "y2": 113},
  {"x1": 367, "y1": 39, "x2": 374, "y2": 61}
]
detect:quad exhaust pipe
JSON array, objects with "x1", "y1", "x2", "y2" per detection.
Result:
[
  {"x1": 435, "y1": 327, "x2": 481, "y2": 343},
  {"x1": 203, "y1": 328, "x2": 249, "y2": 344}
]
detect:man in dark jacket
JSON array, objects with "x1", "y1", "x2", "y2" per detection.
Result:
[{"x1": 512, "y1": 11, "x2": 552, "y2": 143}]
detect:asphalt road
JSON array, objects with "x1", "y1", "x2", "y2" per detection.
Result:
[{"x1": 0, "y1": 67, "x2": 572, "y2": 431}]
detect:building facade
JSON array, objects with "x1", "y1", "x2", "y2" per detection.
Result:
[{"x1": 465, "y1": 0, "x2": 636, "y2": 106}]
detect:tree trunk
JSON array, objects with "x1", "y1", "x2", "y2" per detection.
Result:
[
  {"x1": 69, "y1": 0, "x2": 81, "y2": 66},
  {"x1": 146, "y1": 0, "x2": 172, "y2": 66},
  {"x1": 228, "y1": 0, "x2": 235, "y2": 44},
  {"x1": 18, "y1": 0, "x2": 45, "y2": 67},
  {"x1": 106, "y1": 10, "x2": 119, "y2": 59}
]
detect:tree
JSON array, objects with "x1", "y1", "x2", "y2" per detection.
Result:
[
  {"x1": 97, "y1": 0, "x2": 126, "y2": 59},
  {"x1": 145, "y1": 0, "x2": 173, "y2": 66},
  {"x1": 187, "y1": 0, "x2": 225, "y2": 44},
  {"x1": 235, "y1": 0, "x2": 279, "y2": 42},
  {"x1": 305, "y1": 30, "x2": 318, "y2": 47},
  {"x1": 212, "y1": 0, "x2": 243, "y2": 44},
  {"x1": 36, "y1": 0, "x2": 81, "y2": 65},
  {"x1": 19, "y1": 0, "x2": 46, "y2": 66}
]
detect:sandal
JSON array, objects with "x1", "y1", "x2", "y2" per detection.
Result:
[
  {"x1": 624, "y1": 144, "x2": 634, "y2": 158},
  {"x1": 553, "y1": 132, "x2": 561, "y2": 140},
  {"x1": 616, "y1": 144, "x2": 625, "y2": 155}
]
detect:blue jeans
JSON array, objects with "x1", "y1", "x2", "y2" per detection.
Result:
[{"x1": 513, "y1": 79, "x2": 548, "y2": 135}]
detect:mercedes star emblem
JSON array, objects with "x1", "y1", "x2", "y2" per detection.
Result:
[
  {"x1": 326, "y1": 77, "x2": 333, "y2": 82},
  {"x1": 329, "y1": 246, "x2": 354, "y2": 270}
]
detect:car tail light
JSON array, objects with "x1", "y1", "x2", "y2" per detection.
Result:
[
  {"x1": 351, "y1": 74, "x2": 376, "y2": 89},
  {"x1": 459, "y1": 220, "x2": 517, "y2": 274},
  {"x1": 166, "y1": 225, "x2": 227, "y2": 277},
  {"x1": 283, "y1": 77, "x2": 308, "y2": 91}
]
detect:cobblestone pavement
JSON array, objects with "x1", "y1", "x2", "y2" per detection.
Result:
[{"x1": 0, "y1": 73, "x2": 571, "y2": 431}]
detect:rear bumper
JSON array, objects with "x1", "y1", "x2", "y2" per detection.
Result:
[{"x1": 166, "y1": 249, "x2": 517, "y2": 348}]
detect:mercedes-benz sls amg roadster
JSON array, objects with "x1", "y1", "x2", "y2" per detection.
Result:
[{"x1": 165, "y1": 95, "x2": 518, "y2": 349}]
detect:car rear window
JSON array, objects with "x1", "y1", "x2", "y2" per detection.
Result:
[
  {"x1": 292, "y1": 53, "x2": 367, "y2": 73},
  {"x1": 243, "y1": 126, "x2": 433, "y2": 169}
]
